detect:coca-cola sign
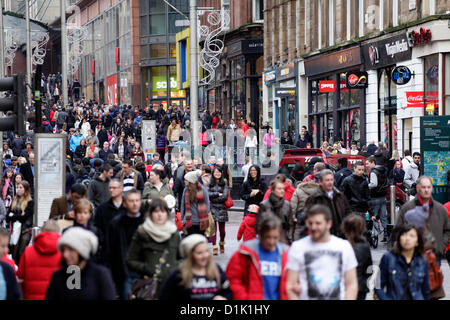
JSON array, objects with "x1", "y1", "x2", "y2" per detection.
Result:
[{"x1": 406, "y1": 91, "x2": 423, "y2": 108}]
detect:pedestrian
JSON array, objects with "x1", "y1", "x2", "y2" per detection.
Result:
[
  {"x1": 159, "y1": 234, "x2": 232, "y2": 301},
  {"x1": 285, "y1": 204, "x2": 358, "y2": 300},
  {"x1": 341, "y1": 214, "x2": 373, "y2": 300},
  {"x1": 126, "y1": 199, "x2": 181, "y2": 298},
  {"x1": 394, "y1": 176, "x2": 450, "y2": 264},
  {"x1": 241, "y1": 165, "x2": 267, "y2": 216},
  {"x1": 366, "y1": 156, "x2": 389, "y2": 242},
  {"x1": 74, "y1": 139, "x2": 87, "y2": 160},
  {"x1": 46, "y1": 227, "x2": 116, "y2": 300},
  {"x1": 88, "y1": 163, "x2": 114, "y2": 210},
  {"x1": 49, "y1": 183, "x2": 88, "y2": 220},
  {"x1": 6, "y1": 181, "x2": 34, "y2": 263},
  {"x1": 263, "y1": 128, "x2": 275, "y2": 150},
  {"x1": 207, "y1": 167, "x2": 229, "y2": 255},
  {"x1": 341, "y1": 161, "x2": 370, "y2": 217},
  {"x1": 367, "y1": 140, "x2": 377, "y2": 156},
  {"x1": 244, "y1": 129, "x2": 258, "y2": 163},
  {"x1": 227, "y1": 215, "x2": 289, "y2": 300},
  {"x1": 1, "y1": 168, "x2": 15, "y2": 209},
  {"x1": 16, "y1": 220, "x2": 62, "y2": 300},
  {"x1": 374, "y1": 224, "x2": 429, "y2": 300},
  {"x1": 113, "y1": 136, "x2": 128, "y2": 161},
  {"x1": 141, "y1": 169, "x2": 173, "y2": 210},
  {"x1": 262, "y1": 174, "x2": 296, "y2": 202},
  {"x1": 333, "y1": 157, "x2": 352, "y2": 191},
  {"x1": 401, "y1": 149, "x2": 414, "y2": 172},
  {"x1": 237, "y1": 204, "x2": 259, "y2": 242},
  {"x1": 305, "y1": 169, "x2": 352, "y2": 237},
  {"x1": 404, "y1": 152, "x2": 421, "y2": 191},
  {"x1": 85, "y1": 138, "x2": 99, "y2": 159},
  {"x1": 62, "y1": 199, "x2": 99, "y2": 238},
  {"x1": 390, "y1": 160, "x2": 406, "y2": 185},
  {"x1": 0, "y1": 228, "x2": 21, "y2": 300},
  {"x1": 257, "y1": 180, "x2": 291, "y2": 244},
  {"x1": 290, "y1": 180, "x2": 320, "y2": 241},
  {"x1": 130, "y1": 142, "x2": 145, "y2": 163},
  {"x1": 180, "y1": 170, "x2": 211, "y2": 236},
  {"x1": 302, "y1": 161, "x2": 325, "y2": 183},
  {"x1": 172, "y1": 158, "x2": 194, "y2": 210},
  {"x1": 116, "y1": 159, "x2": 145, "y2": 193},
  {"x1": 199, "y1": 165, "x2": 212, "y2": 186},
  {"x1": 99, "y1": 141, "x2": 113, "y2": 161},
  {"x1": 106, "y1": 189, "x2": 145, "y2": 299}
]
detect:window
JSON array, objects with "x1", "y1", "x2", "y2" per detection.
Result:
[
  {"x1": 222, "y1": 0, "x2": 230, "y2": 30},
  {"x1": 140, "y1": 15, "x2": 149, "y2": 36},
  {"x1": 150, "y1": 44, "x2": 167, "y2": 58},
  {"x1": 169, "y1": 43, "x2": 176, "y2": 57},
  {"x1": 359, "y1": 0, "x2": 364, "y2": 37},
  {"x1": 150, "y1": 14, "x2": 166, "y2": 35},
  {"x1": 424, "y1": 54, "x2": 439, "y2": 116},
  {"x1": 329, "y1": 0, "x2": 334, "y2": 46},
  {"x1": 253, "y1": 0, "x2": 264, "y2": 22},
  {"x1": 150, "y1": 0, "x2": 165, "y2": 12},
  {"x1": 446, "y1": 54, "x2": 450, "y2": 115},
  {"x1": 151, "y1": 66, "x2": 167, "y2": 98},
  {"x1": 169, "y1": 13, "x2": 185, "y2": 34}
]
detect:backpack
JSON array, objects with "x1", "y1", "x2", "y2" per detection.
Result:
[{"x1": 424, "y1": 249, "x2": 443, "y2": 292}]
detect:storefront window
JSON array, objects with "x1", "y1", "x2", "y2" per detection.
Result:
[
  {"x1": 150, "y1": 14, "x2": 166, "y2": 35},
  {"x1": 152, "y1": 66, "x2": 167, "y2": 98},
  {"x1": 151, "y1": 44, "x2": 167, "y2": 58},
  {"x1": 169, "y1": 65, "x2": 185, "y2": 99},
  {"x1": 169, "y1": 43, "x2": 176, "y2": 57},
  {"x1": 379, "y1": 68, "x2": 398, "y2": 151},
  {"x1": 424, "y1": 54, "x2": 439, "y2": 116},
  {"x1": 446, "y1": 54, "x2": 450, "y2": 115}
]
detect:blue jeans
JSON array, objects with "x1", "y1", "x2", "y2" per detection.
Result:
[
  {"x1": 369, "y1": 197, "x2": 387, "y2": 237},
  {"x1": 122, "y1": 271, "x2": 138, "y2": 300}
]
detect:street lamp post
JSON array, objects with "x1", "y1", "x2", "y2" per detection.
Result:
[
  {"x1": 61, "y1": 0, "x2": 68, "y2": 106},
  {"x1": 25, "y1": 0, "x2": 32, "y2": 106},
  {"x1": 189, "y1": 0, "x2": 199, "y2": 151}
]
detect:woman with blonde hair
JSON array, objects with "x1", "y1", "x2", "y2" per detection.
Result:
[
  {"x1": 159, "y1": 234, "x2": 232, "y2": 301},
  {"x1": 6, "y1": 180, "x2": 34, "y2": 263}
]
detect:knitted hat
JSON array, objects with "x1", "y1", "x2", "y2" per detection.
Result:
[
  {"x1": 58, "y1": 227, "x2": 98, "y2": 260},
  {"x1": 179, "y1": 234, "x2": 208, "y2": 258},
  {"x1": 184, "y1": 169, "x2": 202, "y2": 184},
  {"x1": 404, "y1": 204, "x2": 429, "y2": 228}
]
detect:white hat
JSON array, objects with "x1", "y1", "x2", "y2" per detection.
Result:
[
  {"x1": 184, "y1": 169, "x2": 202, "y2": 184},
  {"x1": 179, "y1": 234, "x2": 208, "y2": 258},
  {"x1": 58, "y1": 227, "x2": 98, "y2": 260}
]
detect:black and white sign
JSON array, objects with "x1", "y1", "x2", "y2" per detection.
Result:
[
  {"x1": 275, "y1": 87, "x2": 296, "y2": 97},
  {"x1": 362, "y1": 34, "x2": 412, "y2": 70},
  {"x1": 391, "y1": 66, "x2": 412, "y2": 85},
  {"x1": 346, "y1": 71, "x2": 369, "y2": 89}
]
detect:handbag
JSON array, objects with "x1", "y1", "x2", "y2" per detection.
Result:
[
  {"x1": 224, "y1": 194, "x2": 234, "y2": 209},
  {"x1": 129, "y1": 249, "x2": 170, "y2": 300},
  {"x1": 204, "y1": 212, "x2": 216, "y2": 238},
  {"x1": 55, "y1": 215, "x2": 74, "y2": 232}
]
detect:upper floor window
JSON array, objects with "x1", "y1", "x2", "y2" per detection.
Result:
[{"x1": 253, "y1": 0, "x2": 264, "y2": 22}]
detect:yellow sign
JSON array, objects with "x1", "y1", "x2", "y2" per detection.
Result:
[{"x1": 176, "y1": 28, "x2": 203, "y2": 90}]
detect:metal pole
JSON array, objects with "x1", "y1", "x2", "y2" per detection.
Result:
[
  {"x1": 0, "y1": 0, "x2": 4, "y2": 78},
  {"x1": 390, "y1": 184, "x2": 396, "y2": 225},
  {"x1": 189, "y1": 0, "x2": 199, "y2": 150},
  {"x1": 61, "y1": 0, "x2": 68, "y2": 107},
  {"x1": 26, "y1": 0, "x2": 32, "y2": 106}
]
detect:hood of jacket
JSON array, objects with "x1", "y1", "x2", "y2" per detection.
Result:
[
  {"x1": 33, "y1": 231, "x2": 60, "y2": 255},
  {"x1": 296, "y1": 181, "x2": 319, "y2": 194}
]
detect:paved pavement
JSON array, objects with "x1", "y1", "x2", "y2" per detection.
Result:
[{"x1": 212, "y1": 207, "x2": 450, "y2": 300}]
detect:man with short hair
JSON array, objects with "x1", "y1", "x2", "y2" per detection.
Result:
[
  {"x1": 49, "y1": 183, "x2": 88, "y2": 220},
  {"x1": 173, "y1": 158, "x2": 194, "y2": 209},
  {"x1": 20, "y1": 152, "x2": 35, "y2": 193},
  {"x1": 334, "y1": 157, "x2": 352, "y2": 191},
  {"x1": 401, "y1": 149, "x2": 413, "y2": 172},
  {"x1": 285, "y1": 204, "x2": 358, "y2": 300},
  {"x1": 302, "y1": 162, "x2": 326, "y2": 183},
  {"x1": 366, "y1": 156, "x2": 389, "y2": 241},
  {"x1": 281, "y1": 131, "x2": 293, "y2": 145},
  {"x1": 99, "y1": 141, "x2": 114, "y2": 162},
  {"x1": 89, "y1": 163, "x2": 114, "y2": 209},
  {"x1": 116, "y1": 159, "x2": 144, "y2": 193},
  {"x1": 404, "y1": 152, "x2": 421, "y2": 189},
  {"x1": 395, "y1": 176, "x2": 450, "y2": 264},
  {"x1": 305, "y1": 169, "x2": 352, "y2": 237},
  {"x1": 107, "y1": 189, "x2": 144, "y2": 300},
  {"x1": 341, "y1": 161, "x2": 370, "y2": 217},
  {"x1": 152, "y1": 152, "x2": 163, "y2": 166},
  {"x1": 367, "y1": 140, "x2": 377, "y2": 156}
]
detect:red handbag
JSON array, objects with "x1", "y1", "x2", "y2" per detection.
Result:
[
  {"x1": 224, "y1": 194, "x2": 234, "y2": 209},
  {"x1": 175, "y1": 212, "x2": 184, "y2": 231}
]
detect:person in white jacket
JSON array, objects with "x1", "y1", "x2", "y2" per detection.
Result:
[
  {"x1": 244, "y1": 128, "x2": 258, "y2": 164},
  {"x1": 80, "y1": 118, "x2": 91, "y2": 138},
  {"x1": 401, "y1": 149, "x2": 414, "y2": 172},
  {"x1": 403, "y1": 152, "x2": 421, "y2": 188}
]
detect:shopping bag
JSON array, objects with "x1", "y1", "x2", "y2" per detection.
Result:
[{"x1": 10, "y1": 221, "x2": 21, "y2": 245}]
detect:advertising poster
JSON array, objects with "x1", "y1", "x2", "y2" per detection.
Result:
[
  {"x1": 142, "y1": 120, "x2": 156, "y2": 160},
  {"x1": 107, "y1": 74, "x2": 118, "y2": 105}
]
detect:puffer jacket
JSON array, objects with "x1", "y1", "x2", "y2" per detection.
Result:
[
  {"x1": 290, "y1": 181, "x2": 320, "y2": 223},
  {"x1": 16, "y1": 231, "x2": 62, "y2": 300},
  {"x1": 341, "y1": 174, "x2": 370, "y2": 213},
  {"x1": 141, "y1": 182, "x2": 173, "y2": 209},
  {"x1": 208, "y1": 181, "x2": 229, "y2": 223},
  {"x1": 237, "y1": 213, "x2": 257, "y2": 242},
  {"x1": 375, "y1": 251, "x2": 429, "y2": 300},
  {"x1": 226, "y1": 239, "x2": 289, "y2": 300}
]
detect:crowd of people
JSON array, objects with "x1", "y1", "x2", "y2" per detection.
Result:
[{"x1": 0, "y1": 98, "x2": 449, "y2": 301}]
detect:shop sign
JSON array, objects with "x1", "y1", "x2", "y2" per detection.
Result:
[
  {"x1": 346, "y1": 71, "x2": 368, "y2": 89},
  {"x1": 153, "y1": 76, "x2": 178, "y2": 92},
  {"x1": 276, "y1": 63, "x2": 296, "y2": 81},
  {"x1": 263, "y1": 70, "x2": 276, "y2": 85},
  {"x1": 106, "y1": 74, "x2": 117, "y2": 105},
  {"x1": 406, "y1": 91, "x2": 424, "y2": 108},
  {"x1": 391, "y1": 66, "x2": 412, "y2": 85},
  {"x1": 305, "y1": 46, "x2": 361, "y2": 77},
  {"x1": 408, "y1": 28, "x2": 432, "y2": 47},
  {"x1": 362, "y1": 33, "x2": 412, "y2": 70},
  {"x1": 319, "y1": 80, "x2": 335, "y2": 93},
  {"x1": 275, "y1": 87, "x2": 296, "y2": 97}
]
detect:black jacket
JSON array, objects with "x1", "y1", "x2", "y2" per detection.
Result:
[
  {"x1": 374, "y1": 149, "x2": 390, "y2": 167},
  {"x1": 334, "y1": 167, "x2": 352, "y2": 191},
  {"x1": 0, "y1": 261, "x2": 21, "y2": 300},
  {"x1": 342, "y1": 174, "x2": 370, "y2": 213},
  {"x1": 11, "y1": 137, "x2": 24, "y2": 156},
  {"x1": 6, "y1": 200, "x2": 34, "y2": 231},
  {"x1": 97, "y1": 129, "x2": 109, "y2": 147},
  {"x1": 370, "y1": 165, "x2": 389, "y2": 198},
  {"x1": 241, "y1": 177, "x2": 267, "y2": 214},
  {"x1": 46, "y1": 261, "x2": 116, "y2": 300},
  {"x1": 74, "y1": 144, "x2": 87, "y2": 159},
  {"x1": 353, "y1": 240, "x2": 373, "y2": 295},
  {"x1": 19, "y1": 162, "x2": 34, "y2": 191}
]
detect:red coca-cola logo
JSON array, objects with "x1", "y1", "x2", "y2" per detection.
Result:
[{"x1": 407, "y1": 94, "x2": 423, "y2": 103}]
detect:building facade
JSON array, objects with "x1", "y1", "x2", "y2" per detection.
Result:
[{"x1": 264, "y1": 0, "x2": 450, "y2": 153}]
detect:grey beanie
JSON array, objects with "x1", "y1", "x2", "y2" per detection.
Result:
[
  {"x1": 184, "y1": 169, "x2": 202, "y2": 184},
  {"x1": 58, "y1": 227, "x2": 98, "y2": 260},
  {"x1": 404, "y1": 204, "x2": 429, "y2": 228}
]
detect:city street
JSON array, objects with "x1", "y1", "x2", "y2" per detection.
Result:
[{"x1": 214, "y1": 202, "x2": 450, "y2": 300}]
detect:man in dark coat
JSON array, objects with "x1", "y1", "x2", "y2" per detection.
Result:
[
  {"x1": 97, "y1": 123, "x2": 109, "y2": 147},
  {"x1": 334, "y1": 157, "x2": 352, "y2": 191},
  {"x1": 305, "y1": 169, "x2": 352, "y2": 237},
  {"x1": 19, "y1": 152, "x2": 35, "y2": 194},
  {"x1": 106, "y1": 189, "x2": 144, "y2": 300},
  {"x1": 341, "y1": 161, "x2": 370, "y2": 216},
  {"x1": 10, "y1": 133, "x2": 24, "y2": 157},
  {"x1": 367, "y1": 140, "x2": 377, "y2": 156}
]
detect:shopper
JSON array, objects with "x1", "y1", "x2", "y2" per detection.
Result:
[{"x1": 241, "y1": 165, "x2": 267, "y2": 216}]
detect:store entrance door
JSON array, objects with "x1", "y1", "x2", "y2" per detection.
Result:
[{"x1": 279, "y1": 97, "x2": 297, "y2": 143}]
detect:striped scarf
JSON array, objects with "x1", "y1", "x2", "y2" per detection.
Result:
[{"x1": 184, "y1": 182, "x2": 209, "y2": 231}]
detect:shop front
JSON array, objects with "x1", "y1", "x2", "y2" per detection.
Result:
[
  {"x1": 304, "y1": 46, "x2": 365, "y2": 148},
  {"x1": 362, "y1": 33, "x2": 412, "y2": 152}
]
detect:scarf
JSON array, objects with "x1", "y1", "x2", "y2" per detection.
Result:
[
  {"x1": 269, "y1": 192, "x2": 285, "y2": 213},
  {"x1": 142, "y1": 217, "x2": 177, "y2": 243},
  {"x1": 184, "y1": 182, "x2": 209, "y2": 230}
]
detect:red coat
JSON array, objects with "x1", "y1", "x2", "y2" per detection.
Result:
[
  {"x1": 226, "y1": 239, "x2": 289, "y2": 300},
  {"x1": 444, "y1": 202, "x2": 450, "y2": 253},
  {"x1": 237, "y1": 213, "x2": 257, "y2": 242},
  {"x1": 262, "y1": 182, "x2": 295, "y2": 202},
  {"x1": 17, "y1": 231, "x2": 62, "y2": 300},
  {"x1": 212, "y1": 116, "x2": 220, "y2": 129}
]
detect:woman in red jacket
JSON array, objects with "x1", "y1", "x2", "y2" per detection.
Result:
[
  {"x1": 226, "y1": 215, "x2": 289, "y2": 300},
  {"x1": 17, "y1": 220, "x2": 62, "y2": 300},
  {"x1": 262, "y1": 174, "x2": 296, "y2": 202}
]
